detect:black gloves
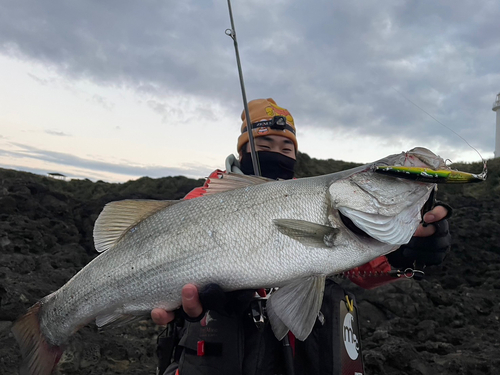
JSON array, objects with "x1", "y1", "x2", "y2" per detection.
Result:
[
  {"x1": 387, "y1": 209, "x2": 451, "y2": 270},
  {"x1": 183, "y1": 284, "x2": 256, "y2": 322}
]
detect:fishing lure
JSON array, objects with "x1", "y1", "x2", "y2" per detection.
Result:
[{"x1": 374, "y1": 165, "x2": 486, "y2": 183}]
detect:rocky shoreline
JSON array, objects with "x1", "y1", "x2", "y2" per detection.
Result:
[{"x1": 1, "y1": 164, "x2": 499, "y2": 375}]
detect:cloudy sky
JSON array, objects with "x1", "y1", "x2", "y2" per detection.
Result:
[{"x1": 1, "y1": 0, "x2": 499, "y2": 182}]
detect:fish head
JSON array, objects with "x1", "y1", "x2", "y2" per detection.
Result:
[{"x1": 327, "y1": 148, "x2": 442, "y2": 247}]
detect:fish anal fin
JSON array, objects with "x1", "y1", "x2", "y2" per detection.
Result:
[
  {"x1": 267, "y1": 309, "x2": 289, "y2": 341},
  {"x1": 267, "y1": 276, "x2": 326, "y2": 341},
  {"x1": 273, "y1": 219, "x2": 339, "y2": 248},
  {"x1": 203, "y1": 172, "x2": 274, "y2": 195},
  {"x1": 12, "y1": 302, "x2": 64, "y2": 375},
  {"x1": 93, "y1": 199, "x2": 179, "y2": 253}
]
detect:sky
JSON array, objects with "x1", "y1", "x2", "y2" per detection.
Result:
[{"x1": 1, "y1": 0, "x2": 499, "y2": 182}]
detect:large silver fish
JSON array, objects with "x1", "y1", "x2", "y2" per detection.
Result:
[{"x1": 12, "y1": 147, "x2": 483, "y2": 375}]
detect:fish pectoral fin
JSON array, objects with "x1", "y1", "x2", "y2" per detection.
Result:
[
  {"x1": 267, "y1": 311, "x2": 289, "y2": 341},
  {"x1": 94, "y1": 199, "x2": 180, "y2": 252},
  {"x1": 95, "y1": 312, "x2": 144, "y2": 329},
  {"x1": 273, "y1": 219, "x2": 339, "y2": 248},
  {"x1": 267, "y1": 275, "x2": 326, "y2": 341},
  {"x1": 203, "y1": 173, "x2": 274, "y2": 195}
]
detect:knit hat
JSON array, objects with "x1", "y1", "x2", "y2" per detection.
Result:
[{"x1": 237, "y1": 98, "x2": 297, "y2": 153}]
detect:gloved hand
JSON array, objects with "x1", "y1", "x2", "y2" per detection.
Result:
[
  {"x1": 387, "y1": 203, "x2": 452, "y2": 269},
  {"x1": 151, "y1": 283, "x2": 256, "y2": 325},
  {"x1": 199, "y1": 284, "x2": 256, "y2": 317}
]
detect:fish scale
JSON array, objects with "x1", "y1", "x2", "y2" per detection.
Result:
[{"x1": 39, "y1": 177, "x2": 329, "y2": 345}]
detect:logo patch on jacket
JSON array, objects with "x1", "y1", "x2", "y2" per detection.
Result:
[{"x1": 200, "y1": 311, "x2": 216, "y2": 327}]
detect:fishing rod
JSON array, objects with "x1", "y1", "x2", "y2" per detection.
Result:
[
  {"x1": 225, "y1": 0, "x2": 261, "y2": 176},
  {"x1": 225, "y1": 3, "x2": 294, "y2": 374}
]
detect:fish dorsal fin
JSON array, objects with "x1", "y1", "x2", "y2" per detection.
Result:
[
  {"x1": 203, "y1": 173, "x2": 274, "y2": 195},
  {"x1": 267, "y1": 275, "x2": 326, "y2": 341},
  {"x1": 93, "y1": 199, "x2": 179, "y2": 252},
  {"x1": 273, "y1": 219, "x2": 340, "y2": 248}
]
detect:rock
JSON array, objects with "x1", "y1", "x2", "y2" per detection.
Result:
[
  {"x1": 106, "y1": 358, "x2": 131, "y2": 373},
  {"x1": 372, "y1": 329, "x2": 389, "y2": 341},
  {"x1": 415, "y1": 320, "x2": 438, "y2": 341},
  {"x1": 80, "y1": 344, "x2": 101, "y2": 369},
  {"x1": 0, "y1": 321, "x2": 13, "y2": 341}
]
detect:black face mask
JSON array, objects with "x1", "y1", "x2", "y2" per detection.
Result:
[{"x1": 240, "y1": 151, "x2": 296, "y2": 180}]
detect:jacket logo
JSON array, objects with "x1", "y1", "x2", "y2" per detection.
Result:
[
  {"x1": 343, "y1": 312, "x2": 359, "y2": 360},
  {"x1": 200, "y1": 311, "x2": 216, "y2": 327}
]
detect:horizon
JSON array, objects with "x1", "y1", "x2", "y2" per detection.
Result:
[{"x1": 1, "y1": 149, "x2": 492, "y2": 184}]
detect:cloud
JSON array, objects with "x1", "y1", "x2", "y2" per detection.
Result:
[
  {"x1": 0, "y1": 1, "x2": 499, "y2": 159},
  {"x1": 91, "y1": 94, "x2": 114, "y2": 110},
  {"x1": 1, "y1": 143, "x2": 213, "y2": 180},
  {"x1": 28, "y1": 72, "x2": 53, "y2": 86},
  {"x1": 45, "y1": 130, "x2": 71, "y2": 137}
]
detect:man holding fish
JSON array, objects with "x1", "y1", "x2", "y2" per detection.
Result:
[{"x1": 152, "y1": 98, "x2": 451, "y2": 375}]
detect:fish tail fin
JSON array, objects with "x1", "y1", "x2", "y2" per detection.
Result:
[{"x1": 12, "y1": 302, "x2": 64, "y2": 375}]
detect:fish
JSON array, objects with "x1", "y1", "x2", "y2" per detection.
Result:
[{"x1": 11, "y1": 147, "x2": 483, "y2": 375}]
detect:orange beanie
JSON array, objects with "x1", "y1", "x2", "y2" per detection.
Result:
[{"x1": 237, "y1": 98, "x2": 297, "y2": 152}]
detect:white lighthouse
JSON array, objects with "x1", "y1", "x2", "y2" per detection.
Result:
[{"x1": 494, "y1": 92, "x2": 500, "y2": 158}]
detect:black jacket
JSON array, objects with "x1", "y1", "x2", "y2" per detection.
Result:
[{"x1": 158, "y1": 280, "x2": 363, "y2": 375}]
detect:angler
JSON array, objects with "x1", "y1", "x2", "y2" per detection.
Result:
[{"x1": 151, "y1": 98, "x2": 462, "y2": 375}]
